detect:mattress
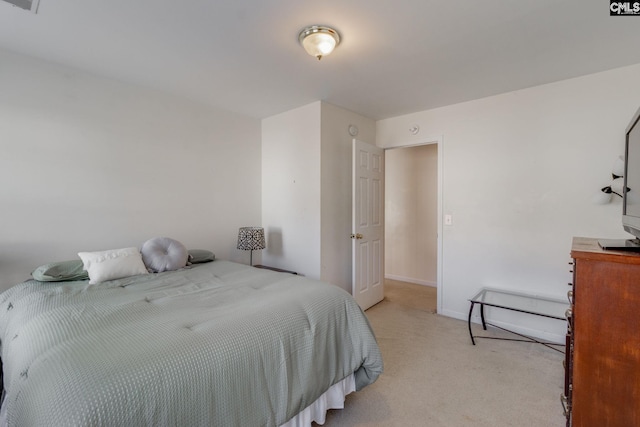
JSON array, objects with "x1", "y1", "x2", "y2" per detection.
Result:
[{"x1": 0, "y1": 260, "x2": 382, "y2": 426}]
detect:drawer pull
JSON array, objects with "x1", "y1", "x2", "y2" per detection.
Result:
[
  {"x1": 565, "y1": 308, "x2": 572, "y2": 319},
  {"x1": 567, "y1": 290, "x2": 573, "y2": 304}
]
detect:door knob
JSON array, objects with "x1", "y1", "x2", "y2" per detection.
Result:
[{"x1": 350, "y1": 233, "x2": 364, "y2": 239}]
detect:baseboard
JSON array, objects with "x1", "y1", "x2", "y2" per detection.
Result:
[{"x1": 384, "y1": 274, "x2": 436, "y2": 288}]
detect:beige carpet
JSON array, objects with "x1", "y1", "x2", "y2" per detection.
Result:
[{"x1": 319, "y1": 280, "x2": 565, "y2": 426}]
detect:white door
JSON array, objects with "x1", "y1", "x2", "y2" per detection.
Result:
[{"x1": 352, "y1": 139, "x2": 384, "y2": 310}]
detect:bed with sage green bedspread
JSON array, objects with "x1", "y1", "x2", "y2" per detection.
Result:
[{"x1": 0, "y1": 260, "x2": 382, "y2": 426}]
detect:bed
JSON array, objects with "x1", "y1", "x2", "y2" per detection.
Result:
[{"x1": 0, "y1": 246, "x2": 383, "y2": 426}]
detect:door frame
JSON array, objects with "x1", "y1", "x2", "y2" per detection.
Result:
[{"x1": 381, "y1": 135, "x2": 443, "y2": 314}]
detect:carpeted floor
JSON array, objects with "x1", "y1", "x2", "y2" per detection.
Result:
[{"x1": 319, "y1": 280, "x2": 565, "y2": 426}]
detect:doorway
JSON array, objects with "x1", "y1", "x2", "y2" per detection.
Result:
[{"x1": 384, "y1": 143, "x2": 439, "y2": 312}]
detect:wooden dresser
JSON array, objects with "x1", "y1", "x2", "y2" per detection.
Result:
[{"x1": 566, "y1": 237, "x2": 640, "y2": 426}]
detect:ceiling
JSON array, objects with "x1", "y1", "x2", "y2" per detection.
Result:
[{"x1": 1, "y1": 0, "x2": 640, "y2": 120}]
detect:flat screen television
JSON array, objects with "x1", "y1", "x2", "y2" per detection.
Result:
[{"x1": 599, "y1": 106, "x2": 640, "y2": 250}]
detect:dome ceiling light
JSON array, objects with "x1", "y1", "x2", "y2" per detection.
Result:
[{"x1": 298, "y1": 25, "x2": 341, "y2": 60}]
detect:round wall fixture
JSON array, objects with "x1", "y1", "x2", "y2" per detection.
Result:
[
  {"x1": 409, "y1": 124, "x2": 420, "y2": 135},
  {"x1": 348, "y1": 124, "x2": 359, "y2": 136}
]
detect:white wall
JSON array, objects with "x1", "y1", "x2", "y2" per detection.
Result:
[
  {"x1": 385, "y1": 144, "x2": 438, "y2": 286},
  {"x1": 0, "y1": 49, "x2": 262, "y2": 291},
  {"x1": 261, "y1": 101, "x2": 375, "y2": 290},
  {"x1": 377, "y1": 63, "x2": 640, "y2": 342},
  {"x1": 262, "y1": 102, "x2": 322, "y2": 277}
]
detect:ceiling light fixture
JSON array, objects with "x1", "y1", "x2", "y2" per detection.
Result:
[{"x1": 298, "y1": 25, "x2": 341, "y2": 60}]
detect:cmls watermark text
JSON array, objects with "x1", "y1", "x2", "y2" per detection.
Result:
[{"x1": 610, "y1": 1, "x2": 640, "y2": 15}]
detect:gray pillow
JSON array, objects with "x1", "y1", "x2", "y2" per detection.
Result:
[
  {"x1": 32, "y1": 260, "x2": 89, "y2": 282},
  {"x1": 188, "y1": 249, "x2": 215, "y2": 264},
  {"x1": 140, "y1": 237, "x2": 189, "y2": 273}
]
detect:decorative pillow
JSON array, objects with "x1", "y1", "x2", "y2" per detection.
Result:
[
  {"x1": 140, "y1": 237, "x2": 189, "y2": 273},
  {"x1": 188, "y1": 249, "x2": 215, "y2": 264},
  {"x1": 78, "y1": 247, "x2": 148, "y2": 284},
  {"x1": 32, "y1": 260, "x2": 89, "y2": 282}
]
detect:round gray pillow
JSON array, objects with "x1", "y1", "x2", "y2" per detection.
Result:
[{"x1": 140, "y1": 237, "x2": 189, "y2": 273}]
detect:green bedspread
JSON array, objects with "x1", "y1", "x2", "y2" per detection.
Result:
[{"x1": 0, "y1": 261, "x2": 382, "y2": 426}]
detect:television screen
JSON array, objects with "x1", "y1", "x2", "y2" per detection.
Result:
[
  {"x1": 599, "y1": 106, "x2": 640, "y2": 250},
  {"x1": 623, "y1": 107, "x2": 640, "y2": 238}
]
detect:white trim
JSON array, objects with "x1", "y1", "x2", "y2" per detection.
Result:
[{"x1": 385, "y1": 274, "x2": 436, "y2": 287}]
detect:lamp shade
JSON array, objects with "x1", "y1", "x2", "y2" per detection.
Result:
[{"x1": 237, "y1": 227, "x2": 266, "y2": 251}]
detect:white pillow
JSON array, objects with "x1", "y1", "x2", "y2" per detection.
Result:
[{"x1": 78, "y1": 247, "x2": 148, "y2": 284}]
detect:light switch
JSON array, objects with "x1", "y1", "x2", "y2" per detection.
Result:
[{"x1": 444, "y1": 214, "x2": 453, "y2": 225}]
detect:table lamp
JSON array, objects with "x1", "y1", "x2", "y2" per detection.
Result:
[{"x1": 237, "y1": 227, "x2": 266, "y2": 266}]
